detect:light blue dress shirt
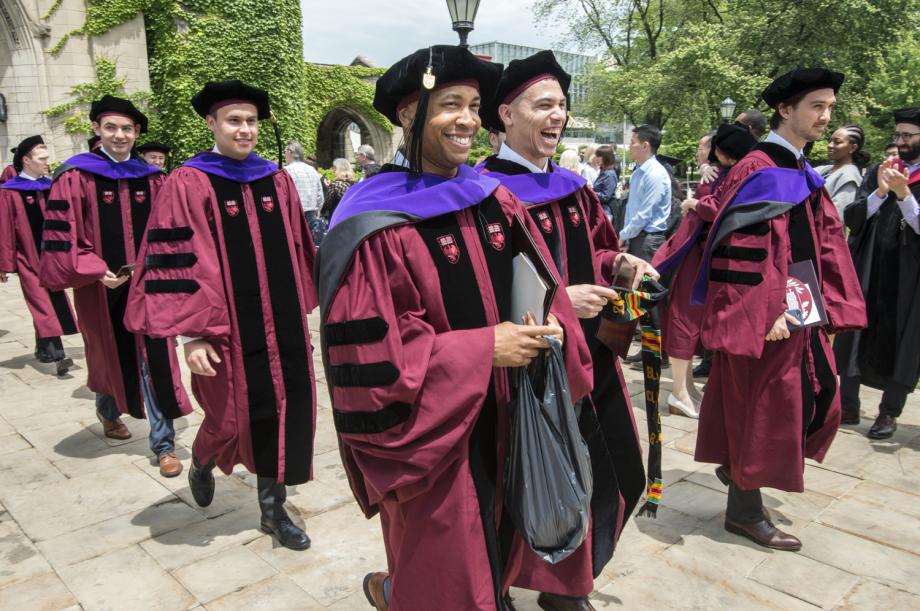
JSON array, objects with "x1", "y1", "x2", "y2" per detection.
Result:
[{"x1": 620, "y1": 155, "x2": 671, "y2": 241}]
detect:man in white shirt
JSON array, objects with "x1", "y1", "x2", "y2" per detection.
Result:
[{"x1": 283, "y1": 140, "x2": 325, "y2": 244}]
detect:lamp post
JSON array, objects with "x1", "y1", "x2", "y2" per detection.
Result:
[
  {"x1": 719, "y1": 96, "x2": 736, "y2": 124},
  {"x1": 446, "y1": 0, "x2": 481, "y2": 48}
]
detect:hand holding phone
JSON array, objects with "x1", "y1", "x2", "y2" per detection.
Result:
[{"x1": 115, "y1": 264, "x2": 135, "y2": 278}]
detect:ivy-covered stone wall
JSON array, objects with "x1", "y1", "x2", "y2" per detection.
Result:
[{"x1": 48, "y1": 0, "x2": 308, "y2": 162}]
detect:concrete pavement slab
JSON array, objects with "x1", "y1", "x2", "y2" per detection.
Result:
[{"x1": 57, "y1": 544, "x2": 196, "y2": 611}]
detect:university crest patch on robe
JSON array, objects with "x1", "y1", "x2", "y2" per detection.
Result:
[
  {"x1": 224, "y1": 199, "x2": 240, "y2": 217},
  {"x1": 567, "y1": 205, "x2": 581, "y2": 227},
  {"x1": 486, "y1": 222, "x2": 505, "y2": 251},
  {"x1": 261, "y1": 195, "x2": 275, "y2": 212},
  {"x1": 102, "y1": 190, "x2": 115, "y2": 204},
  {"x1": 134, "y1": 190, "x2": 146, "y2": 204},
  {"x1": 437, "y1": 233, "x2": 460, "y2": 264},
  {"x1": 537, "y1": 210, "x2": 553, "y2": 233}
]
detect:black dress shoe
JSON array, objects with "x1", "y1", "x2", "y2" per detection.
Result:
[
  {"x1": 839, "y1": 411, "x2": 860, "y2": 425},
  {"x1": 715, "y1": 465, "x2": 731, "y2": 487},
  {"x1": 56, "y1": 357, "x2": 73, "y2": 376},
  {"x1": 867, "y1": 414, "x2": 897, "y2": 440},
  {"x1": 692, "y1": 360, "x2": 711, "y2": 377},
  {"x1": 261, "y1": 516, "x2": 311, "y2": 550},
  {"x1": 538, "y1": 592, "x2": 595, "y2": 611},
  {"x1": 725, "y1": 518, "x2": 801, "y2": 551},
  {"x1": 188, "y1": 456, "x2": 215, "y2": 507},
  {"x1": 34, "y1": 349, "x2": 55, "y2": 364}
]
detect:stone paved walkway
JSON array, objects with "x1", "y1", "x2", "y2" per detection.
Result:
[{"x1": 0, "y1": 280, "x2": 918, "y2": 610}]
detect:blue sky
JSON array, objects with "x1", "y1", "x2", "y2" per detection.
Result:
[{"x1": 301, "y1": 0, "x2": 570, "y2": 66}]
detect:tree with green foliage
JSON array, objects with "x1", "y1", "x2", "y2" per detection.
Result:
[{"x1": 537, "y1": 0, "x2": 919, "y2": 160}]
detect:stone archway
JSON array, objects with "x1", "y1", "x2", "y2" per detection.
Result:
[
  {"x1": 315, "y1": 105, "x2": 395, "y2": 168},
  {"x1": 0, "y1": 0, "x2": 49, "y2": 163}
]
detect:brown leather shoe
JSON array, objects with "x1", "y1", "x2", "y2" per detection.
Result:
[
  {"x1": 725, "y1": 518, "x2": 801, "y2": 551},
  {"x1": 96, "y1": 411, "x2": 131, "y2": 440},
  {"x1": 362, "y1": 572, "x2": 388, "y2": 610},
  {"x1": 158, "y1": 452, "x2": 183, "y2": 478},
  {"x1": 538, "y1": 592, "x2": 596, "y2": 611}
]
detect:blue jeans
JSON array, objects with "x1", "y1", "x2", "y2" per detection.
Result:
[{"x1": 94, "y1": 358, "x2": 175, "y2": 457}]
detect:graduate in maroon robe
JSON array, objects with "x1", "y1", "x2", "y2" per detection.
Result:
[
  {"x1": 693, "y1": 69, "x2": 866, "y2": 550},
  {"x1": 39, "y1": 96, "x2": 192, "y2": 477},
  {"x1": 478, "y1": 50, "x2": 655, "y2": 611},
  {"x1": 136, "y1": 141, "x2": 171, "y2": 172},
  {"x1": 125, "y1": 80, "x2": 317, "y2": 550},
  {"x1": 653, "y1": 124, "x2": 757, "y2": 419},
  {"x1": 0, "y1": 136, "x2": 78, "y2": 375},
  {"x1": 317, "y1": 46, "x2": 593, "y2": 611},
  {"x1": 0, "y1": 162, "x2": 15, "y2": 184}
]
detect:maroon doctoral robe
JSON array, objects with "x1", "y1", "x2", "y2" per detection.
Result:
[
  {"x1": 125, "y1": 152, "x2": 318, "y2": 485},
  {"x1": 653, "y1": 171, "x2": 733, "y2": 359},
  {"x1": 480, "y1": 157, "x2": 645, "y2": 596},
  {"x1": 694, "y1": 144, "x2": 866, "y2": 492},
  {"x1": 0, "y1": 165, "x2": 16, "y2": 184},
  {"x1": 318, "y1": 165, "x2": 593, "y2": 611},
  {"x1": 39, "y1": 152, "x2": 191, "y2": 419},
  {"x1": 0, "y1": 176, "x2": 78, "y2": 340}
]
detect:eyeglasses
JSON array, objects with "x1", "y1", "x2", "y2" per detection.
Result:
[{"x1": 893, "y1": 131, "x2": 920, "y2": 141}]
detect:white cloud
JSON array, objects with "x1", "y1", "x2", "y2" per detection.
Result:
[{"x1": 302, "y1": 0, "x2": 570, "y2": 66}]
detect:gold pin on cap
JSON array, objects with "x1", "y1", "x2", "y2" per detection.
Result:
[{"x1": 423, "y1": 66, "x2": 436, "y2": 90}]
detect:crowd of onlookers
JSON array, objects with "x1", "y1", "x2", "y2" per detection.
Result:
[{"x1": 280, "y1": 142, "x2": 383, "y2": 245}]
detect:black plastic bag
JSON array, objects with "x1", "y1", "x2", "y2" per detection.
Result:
[{"x1": 504, "y1": 336, "x2": 593, "y2": 564}]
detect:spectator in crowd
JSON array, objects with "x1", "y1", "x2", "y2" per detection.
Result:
[
  {"x1": 619, "y1": 124, "x2": 672, "y2": 262},
  {"x1": 557, "y1": 148, "x2": 581, "y2": 173},
  {"x1": 735, "y1": 109, "x2": 767, "y2": 140},
  {"x1": 284, "y1": 140, "x2": 326, "y2": 245},
  {"x1": 884, "y1": 141, "x2": 899, "y2": 159},
  {"x1": 320, "y1": 157, "x2": 356, "y2": 221},
  {"x1": 593, "y1": 144, "x2": 619, "y2": 219},
  {"x1": 695, "y1": 131, "x2": 720, "y2": 192},
  {"x1": 815, "y1": 125, "x2": 869, "y2": 219},
  {"x1": 355, "y1": 144, "x2": 381, "y2": 180},
  {"x1": 580, "y1": 143, "x2": 599, "y2": 183}
]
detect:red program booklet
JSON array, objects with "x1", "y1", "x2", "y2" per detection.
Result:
[{"x1": 786, "y1": 260, "x2": 828, "y2": 329}]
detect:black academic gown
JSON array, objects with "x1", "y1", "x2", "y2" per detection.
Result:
[{"x1": 834, "y1": 164, "x2": 920, "y2": 390}]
